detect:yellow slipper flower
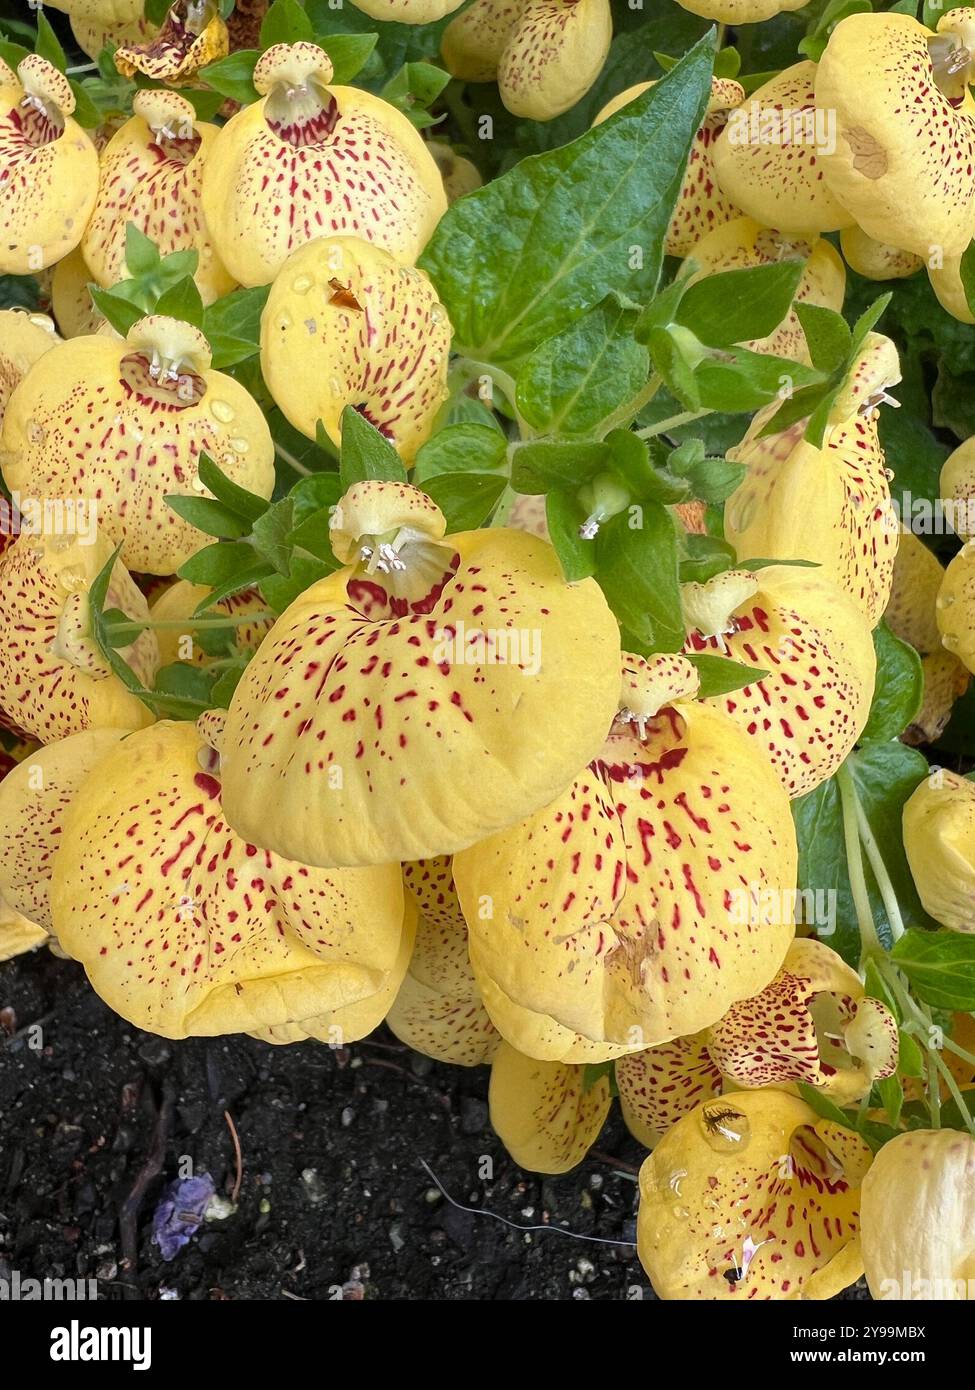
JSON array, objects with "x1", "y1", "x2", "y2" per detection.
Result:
[
  {"x1": 0, "y1": 316, "x2": 275, "y2": 576},
  {"x1": 200, "y1": 42, "x2": 447, "y2": 288},
  {"x1": 682, "y1": 565, "x2": 876, "y2": 798},
  {"x1": 50, "y1": 717, "x2": 410, "y2": 1040},
  {"x1": 816, "y1": 10, "x2": 975, "y2": 259},
  {"x1": 712, "y1": 63, "x2": 854, "y2": 236},
  {"x1": 441, "y1": 0, "x2": 527, "y2": 83},
  {"x1": 0, "y1": 532, "x2": 158, "y2": 743},
  {"x1": 885, "y1": 531, "x2": 969, "y2": 744},
  {"x1": 489, "y1": 1041, "x2": 612, "y2": 1173},
  {"x1": 725, "y1": 333, "x2": 901, "y2": 625},
  {"x1": 903, "y1": 768, "x2": 975, "y2": 932},
  {"x1": 594, "y1": 79, "x2": 745, "y2": 258},
  {"x1": 220, "y1": 480, "x2": 621, "y2": 867},
  {"x1": 0, "y1": 57, "x2": 99, "y2": 275},
  {"x1": 386, "y1": 856, "x2": 500, "y2": 1066},
  {"x1": 114, "y1": 0, "x2": 229, "y2": 83},
  {"x1": 51, "y1": 249, "x2": 103, "y2": 339},
  {"x1": 840, "y1": 226, "x2": 923, "y2": 282},
  {"x1": 860, "y1": 1130, "x2": 975, "y2": 1299},
  {"x1": 937, "y1": 541, "x2": 975, "y2": 675},
  {"x1": 0, "y1": 728, "x2": 127, "y2": 932},
  {"x1": 0, "y1": 309, "x2": 59, "y2": 426},
  {"x1": 617, "y1": 1032, "x2": 722, "y2": 1149},
  {"x1": 638, "y1": 1088, "x2": 872, "y2": 1298},
  {"x1": 82, "y1": 90, "x2": 235, "y2": 306},
  {"x1": 260, "y1": 236, "x2": 451, "y2": 459},
  {"x1": 455, "y1": 653, "x2": 797, "y2": 1058},
  {"x1": 497, "y1": 0, "x2": 613, "y2": 122}
]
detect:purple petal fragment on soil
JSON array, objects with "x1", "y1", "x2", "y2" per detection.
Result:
[{"x1": 152, "y1": 1174, "x2": 216, "y2": 1262}]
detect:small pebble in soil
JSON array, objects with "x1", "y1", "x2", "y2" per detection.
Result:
[{"x1": 300, "y1": 1169, "x2": 327, "y2": 1206}]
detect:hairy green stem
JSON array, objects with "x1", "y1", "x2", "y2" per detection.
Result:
[
  {"x1": 636, "y1": 408, "x2": 710, "y2": 439},
  {"x1": 853, "y1": 795, "x2": 905, "y2": 944},
  {"x1": 836, "y1": 762, "x2": 882, "y2": 962}
]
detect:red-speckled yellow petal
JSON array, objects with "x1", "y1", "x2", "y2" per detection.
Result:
[
  {"x1": 816, "y1": 11, "x2": 975, "y2": 259},
  {"x1": 50, "y1": 719, "x2": 408, "y2": 1039},
  {"x1": 0, "y1": 58, "x2": 100, "y2": 274},
  {"x1": 387, "y1": 856, "x2": 500, "y2": 1065},
  {"x1": 455, "y1": 692, "x2": 797, "y2": 1054},
  {"x1": 638, "y1": 1089, "x2": 871, "y2": 1299},
  {"x1": 0, "y1": 728, "x2": 127, "y2": 931},
  {"x1": 114, "y1": 0, "x2": 228, "y2": 82},
  {"x1": 903, "y1": 767, "x2": 975, "y2": 932},
  {"x1": 0, "y1": 316, "x2": 274, "y2": 575},
  {"x1": 841, "y1": 225, "x2": 922, "y2": 281},
  {"x1": 489, "y1": 1041, "x2": 611, "y2": 1173},
  {"x1": 220, "y1": 521, "x2": 621, "y2": 867},
  {"x1": 0, "y1": 532, "x2": 158, "y2": 742},
  {"x1": 712, "y1": 63, "x2": 853, "y2": 236},
  {"x1": 441, "y1": 0, "x2": 526, "y2": 82},
  {"x1": 617, "y1": 1034, "x2": 723, "y2": 1148},
  {"x1": 726, "y1": 337, "x2": 900, "y2": 626},
  {"x1": 82, "y1": 90, "x2": 235, "y2": 306},
  {"x1": 683, "y1": 564, "x2": 876, "y2": 798},
  {"x1": 261, "y1": 236, "x2": 450, "y2": 459},
  {"x1": 200, "y1": 42, "x2": 447, "y2": 288},
  {"x1": 0, "y1": 309, "x2": 59, "y2": 426},
  {"x1": 498, "y1": 0, "x2": 612, "y2": 122}
]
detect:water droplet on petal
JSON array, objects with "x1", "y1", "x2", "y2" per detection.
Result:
[
  {"x1": 292, "y1": 274, "x2": 313, "y2": 294},
  {"x1": 700, "y1": 1102, "x2": 751, "y2": 1153},
  {"x1": 210, "y1": 399, "x2": 235, "y2": 424},
  {"x1": 430, "y1": 303, "x2": 446, "y2": 324},
  {"x1": 229, "y1": 437, "x2": 250, "y2": 454}
]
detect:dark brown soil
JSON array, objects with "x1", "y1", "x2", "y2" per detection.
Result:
[{"x1": 1, "y1": 948, "x2": 656, "y2": 1302}]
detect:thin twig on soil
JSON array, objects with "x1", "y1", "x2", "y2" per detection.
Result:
[
  {"x1": 588, "y1": 1149, "x2": 641, "y2": 1178},
  {"x1": 1, "y1": 1010, "x2": 56, "y2": 1048},
  {"x1": 118, "y1": 1080, "x2": 175, "y2": 1300},
  {"x1": 224, "y1": 1108, "x2": 243, "y2": 1203}
]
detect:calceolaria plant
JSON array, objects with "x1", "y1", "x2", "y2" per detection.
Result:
[{"x1": 8, "y1": 0, "x2": 975, "y2": 1310}]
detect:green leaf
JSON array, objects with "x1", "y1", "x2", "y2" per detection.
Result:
[
  {"x1": 69, "y1": 79, "x2": 103, "y2": 129},
  {"x1": 892, "y1": 929, "x2": 975, "y2": 1010},
  {"x1": 153, "y1": 662, "x2": 216, "y2": 707},
  {"x1": 179, "y1": 540, "x2": 260, "y2": 587},
  {"x1": 338, "y1": 406, "x2": 408, "y2": 488},
  {"x1": 197, "y1": 452, "x2": 270, "y2": 525},
  {"x1": 796, "y1": 1082, "x2": 856, "y2": 1130},
  {"x1": 792, "y1": 743, "x2": 940, "y2": 968},
  {"x1": 959, "y1": 239, "x2": 975, "y2": 319},
  {"x1": 898, "y1": 1029, "x2": 924, "y2": 1080},
  {"x1": 510, "y1": 440, "x2": 609, "y2": 494},
  {"x1": 154, "y1": 275, "x2": 204, "y2": 329},
  {"x1": 646, "y1": 324, "x2": 702, "y2": 410},
  {"x1": 380, "y1": 59, "x2": 450, "y2": 125},
  {"x1": 203, "y1": 285, "x2": 270, "y2": 369},
  {"x1": 420, "y1": 472, "x2": 507, "y2": 532},
  {"x1": 695, "y1": 347, "x2": 823, "y2": 414},
  {"x1": 210, "y1": 659, "x2": 250, "y2": 708},
  {"x1": 88, "y1": 285, "x2": 144, "y2": 337},
  {"x1": 678, "y1": 532, "x2": 736, "y2": 584},
  {"x1": 875, "y1": 1073, "x2": 904, "y2": 1128},
  {"x1": 419, "y1": 34, "x2": 716, "y2": 365},
  {"x1": 316, "y1": 32, "x2": 380, "y2": 84},
  {"x1": 685, "y1": 652, "x2": 769, "y2": 698},
  {"x1": 125, "y1": 224, "x2": 161, "y2": 278},
  {"x1": 546, "y1": 491, "x2": 596, "y2": 583},
  {"x1": 200, "y1": 49, "x2": 260, "y2": 104},
  {"x1": 251, "y1": 497, "x2": 297, "y2": 575},
  {"x1": 607, "y1": 430, "x2": 685, "y2": 503},
  {"x1": 675, "y1": 261, "x2": 805, "y2": 350},
  {"x1": 863, "y1": 957, "x2": 901, "y2": 1023},
  {"x1": 795, "y1": 302, "x2": 853, "y2": 374},
  {"x1": 859, "y1": 622, "x2": 924, "y2": 743},
  {"x1": 596, "y1": 505, "x2": 684, "y2": 654},
  {"x1": 163, "y1": 495, "x2": 253, "y2": 540},
  {"x1": 412, "y1": 423, "x2": 507, "y2": 482},
  {"x1": 675, "y1": 448, "x2": 746, "y2": 504},
  {"x1": 261, "y1": 0, "x2": 315, "y2": 47},
  {"x1": 850, "y1": 292, "x2": 893, "y2": 358},
  {"x1": 515, "y1": 299, "x2": 651, "y2": 438},
  {"x1": 35, "y1": 10, "x2": 66, "y2": 71}
]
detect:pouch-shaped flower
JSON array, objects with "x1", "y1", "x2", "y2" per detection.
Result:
[
  {"x1": 637, "y1": 1088, "x2": 872, "y2": 1298},
  {"x1": 725, "y1": 333, "x2": 901, "y2": 625},
  {"x1": 712, "y1": 63, "x2": 854, "y2": 236},
  {"x1": 0, "y1": 57, "x2": 99, "y2": 275},
  {"x1": 682, "y1": 565, "x2": 876, "y2": 798},
  {"x1": 220, "y1": 480, "x2": 621, "y2": 868},
  {"x1": 260, "y1": 236, "x2": 450, "y2": 458},
  {"x1": 386, "y1": 856, "x2": 500, "y2": 1066},
  {"x1": 497, "y1": 0, "x2": 612, "y2": 122},
  {"x1": 201, "y1": 42, "x2": 447, "y2": 288},
  {"x1": 49, "y1": 718, "x2": 410, "y2": 1040},
  {"x1": 903, "y1": 768, "x2": 975, "y2": 932},
  {"x1": 441, "y1": 0, "x2": 527, "y2": 82},
  {"x1": 885, "y1": 531, "x2": 968, "y2": 744},
  {"x1": 860, "y1": 1130, "x2": 975, "y2": 1300},
  {"x1": 0, "y1": 316, "x2": 274, "y2": 575},
  {"x1": 82, "y1": 90, "x2": 234, "y2": 305},
  {"x1": 0, "y1": 531, "x2": 158, "y2": 743},
  {"x1": 0, "y1": 309, "x2": 58, "y2": 426},
  {"x1": 488, "y1": 1042, "x2": 612, "y2": 1173},
  {"x1": 454, "y1": 654, "x2": 797, "y2": 1058},
  {"x1": 816, "y1": 10, "x2": 975, "y2": 259}
]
